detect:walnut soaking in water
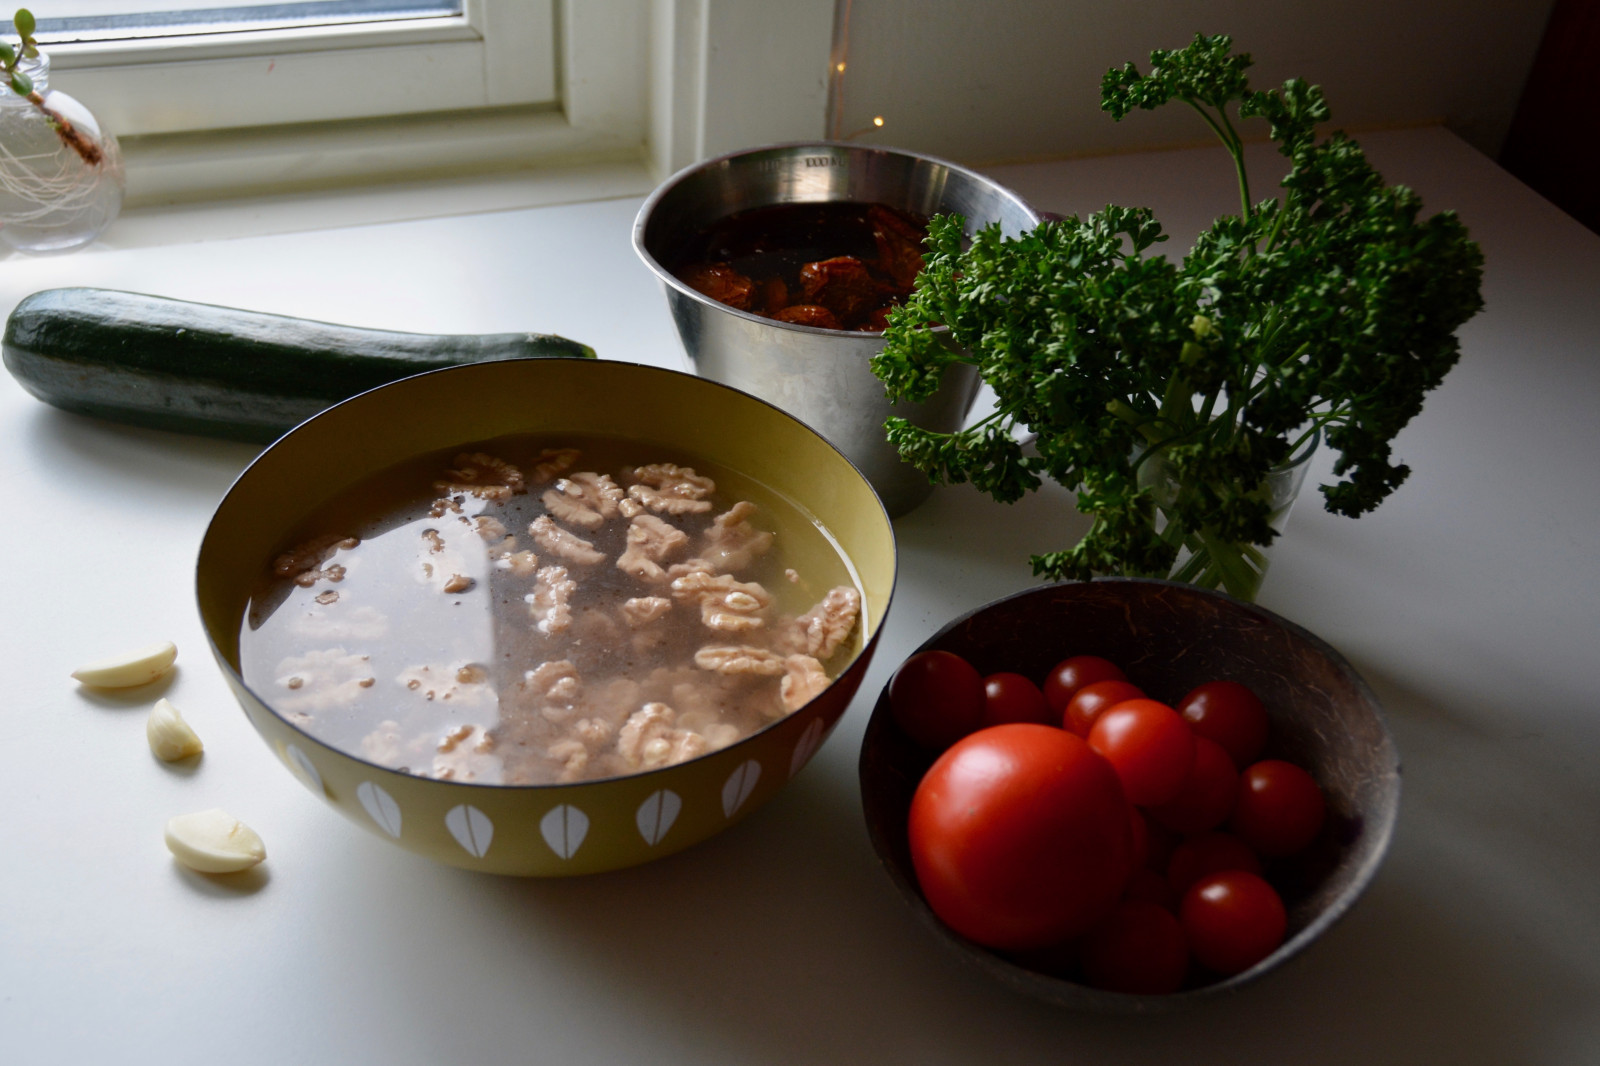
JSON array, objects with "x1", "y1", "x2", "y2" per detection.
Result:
[{"x1": 239, "y1": 436, "x2": 865, "y2": 785}]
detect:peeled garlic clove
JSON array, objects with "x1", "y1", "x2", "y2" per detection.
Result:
[
  {"x1": 164, "y1": 809, "x2": 266, "y2": 873},
  {"x1": 146, "y1": 698, "x2": 203, "y2": 761},
  {"x1": 71, "y1": 641, "x2": 178, "y2": 688}
]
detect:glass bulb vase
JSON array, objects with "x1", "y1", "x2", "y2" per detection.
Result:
[{"x1": 0, "y1": 52, "x2": 123, "y2": 254}]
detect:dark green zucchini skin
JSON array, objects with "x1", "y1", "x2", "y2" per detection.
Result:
[{"x1": 2, "y1": 287, "x2": 598, "y2": 442}]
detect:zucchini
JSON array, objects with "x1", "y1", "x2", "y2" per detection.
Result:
[{"x1": 2, "y1": 287, "x2": 597, "y2": 442}]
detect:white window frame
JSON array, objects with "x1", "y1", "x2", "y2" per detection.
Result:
[
  {"x1": 44, "y1": 0, "x2": 556, "y2": 135},
  {"x1": 31, "y1": 0, "x2": 836, "y2": 208}
]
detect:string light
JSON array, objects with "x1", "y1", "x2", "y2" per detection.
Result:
[
  {"x1": 843, "y1": 115, "x2": 886, "y2": 140},
  {"x1": 827, "y1": 0, "x2": 855, "y2": 139}
]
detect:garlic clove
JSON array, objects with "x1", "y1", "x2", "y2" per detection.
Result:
[
  {"x1": 163, "y1": 809, "x2": 266, "y2": 873},
  {"x1": 146, "y1": 698, "x2": 203, "y2": 761},
  {"x1": 72, "y1": 641, "x2": 178, "y2": 688}
]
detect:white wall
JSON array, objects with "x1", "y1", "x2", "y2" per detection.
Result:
[
  {"x1": 827, "y1": 0, "x2": 1555, "y2": 164},
  {"x1": 649, "y1": 0, "x2": 837, "y2": 176}
]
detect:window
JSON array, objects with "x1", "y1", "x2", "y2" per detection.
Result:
[
  {"x1": 0, "y1": 0, "x2": 837, "y2": 207},
  {"x1": 14, "y1": 1, "x2": 464, "y2": 41},
  {"x1": 11, "y1": 0, "x2": 555, "y2": 135}
]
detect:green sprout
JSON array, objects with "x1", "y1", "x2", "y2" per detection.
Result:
[{"x1": 1, "y1": 8, "x2": 40, "y2": 97}]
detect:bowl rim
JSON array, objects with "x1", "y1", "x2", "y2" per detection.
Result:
[
  {"x1": 858, "y1": 576, "x2": 1402, "y2": 1013},
  {"x1": 630, "y1": 139, "x2": 1042, "y2": 337},
  {"x1": 196, "y1": 356, "x2": 899, "y2": 794}
]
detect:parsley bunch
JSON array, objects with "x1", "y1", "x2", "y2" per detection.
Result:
[{"x1": 872, "y1": 34, "x2": 1484, "y2": 598}]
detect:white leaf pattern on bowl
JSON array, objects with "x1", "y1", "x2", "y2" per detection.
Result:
[
  {"x1": 284, "y1": 743, "x2": 324, "y2": 795},
  {"x1": 356, "y1": 781, "x2": 402, "y2": 838},
  {"x1": 721, "y1": 759, "x2": 762, "y2": 818},
  {"x1": 445, "y1": 804, "x2": 493, "y2": 857},
  {"x1": 635, "y1": 789, "x2": 682, "y2": 846},
  {"x1": 540, "y1": 803, "x2": 589, "y2": 859},
  {"x1": 788, "y1": 718, "x2": 826, "y2": 778}
]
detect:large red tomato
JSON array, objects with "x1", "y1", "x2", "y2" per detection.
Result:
[{"x1": 908, "y1": 724, "x2": 1134, "y2": 951}]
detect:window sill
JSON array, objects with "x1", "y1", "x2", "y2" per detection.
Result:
[
  {"x1": 110, "y1": 155, "x2": 656, "y2": 249},
  {"x1": 105, "y1": 104, "x2": 655, "y2": 246}
]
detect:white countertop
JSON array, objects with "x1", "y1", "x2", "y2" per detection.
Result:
[{"x1": 2, "y1": 126, "x2": 1597, "y2": 1065}]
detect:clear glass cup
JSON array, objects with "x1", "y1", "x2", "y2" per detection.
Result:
[
  {"x1": 0, "y1": 52, "x2": 123, "y2": 254},
  {"x1": 1137, "y1": 429, "x2": 1321, "y2": 602}
]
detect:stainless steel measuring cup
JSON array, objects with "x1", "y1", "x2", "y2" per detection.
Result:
[{"x1": 633, "y1": 142, "x2": 1040, "y2": 517}]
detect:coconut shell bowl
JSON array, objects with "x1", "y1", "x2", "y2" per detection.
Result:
[{"x1": 858, "y1": 578, "x2": 1400, "y2": 1012}]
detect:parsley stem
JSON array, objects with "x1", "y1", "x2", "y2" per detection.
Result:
[
  {"x1": 1158, "y1": 371, "x2": 1193, "y2": 427},
  {"x1": 911, "y1": 408, "x2": 1004, "y2": 442},
  {"x1": 1181, "y1": 98, "x2": 1252, "y2": 221},
  {"x1": 1289, "y1": 423, "x2": 1321, "y2": 456},
  {"x1": 1216, "y1": 106, "x2": 1253, "y2": 212},
  {"x1": 1195, "y1": 527, "x2": 1266, "y2": 599},
  {"x1": 1263, "y1": 197, "x2": 1290, "y2": 253},
  {"x1": 1131, "y1": 419, "x2": 1211, "y2": 474},
  {"x1": 1106, "y1": 398, "x2": 1156, "y2": 439},
  {"x1": 1248, "y1": 309, "x2": 1285, "y2": 371}
]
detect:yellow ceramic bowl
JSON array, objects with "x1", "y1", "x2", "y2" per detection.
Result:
[{"x1": 197, "y1": 358, "x2": 897, "y2": 876}]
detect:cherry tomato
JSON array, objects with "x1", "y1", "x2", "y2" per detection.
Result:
[
  {"x1": 908, "y1": 724, "x2": 1134, "y2": 950},
  {"x1": 889, "y1": 650, "x2": 986, "y2": 751},
  {"x1": 981, "y1": 672, "x2": 1053, "y2": 727},
  {"x1": 1063, "y1": 679, "x2": 1144, "y2": 737},
  {"x1": 1122, "y1": 866, "x2": 1177, "y2": 911},
  {"x1": 1146, "y1": 736, "x2": 1239, "y2": 834},
  {"x1": 1180, "y1": 870, "x2": 1287, "y2": 976},
  {"x1": 1087, "y1": 699, "x2": 1195, "y2": 807},
  {"x1": 1166, "y1": 831, "x2": 1263, "y2": 898},
  {"x1": 1080, "y1": 900, "x2": 1190, "y2": 994},
  {"x1": 1138, "y1": 809, "x2": 1182, "y2": 874},
  {"x1": 1229, "y1": 759, "x2": 1327, "y2": 857},
  {"x1": 1126, "y1": 804, "x2": 1149, "y2": 868},
  {"x1": 1178, "y1": 680, "x2": 1269, "y2": 769},
  {"x1": 1042, "y1": 655, "x2": 1126, "y2": 714}
]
